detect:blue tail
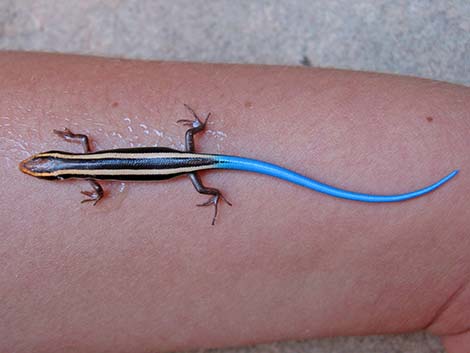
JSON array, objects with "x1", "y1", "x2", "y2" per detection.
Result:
[{"x1": 213, "y1": 155, "x2": 458, "y2": 202}]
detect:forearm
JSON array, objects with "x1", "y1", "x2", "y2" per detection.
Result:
[{"x1": 1, "y1": 52, "x2": 469, "y2": 352}]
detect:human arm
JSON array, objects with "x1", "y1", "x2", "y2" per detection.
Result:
[{"x1": 1, "y1": 52, "x2": 469, "y2": 353}]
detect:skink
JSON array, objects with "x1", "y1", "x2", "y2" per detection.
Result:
[{"x1": 19, "y1": 105, "x2": 459, "y2": 224}]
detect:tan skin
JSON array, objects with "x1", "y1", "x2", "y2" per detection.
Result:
[{"x1": 0, "y1": 52, "x2": 469, "y2": 353}]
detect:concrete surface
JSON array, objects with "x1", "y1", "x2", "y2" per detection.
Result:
[
  {"x1": 1, "y1": 1, "x2": 468, "y2": 86},
  {"x1": 1, "y1": 1, "x2": 469, "y2": 353}
]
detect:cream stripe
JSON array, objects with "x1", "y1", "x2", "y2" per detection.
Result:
[
  {"x1": 33, "y1": 165, "x2": 214, "y2": 177},
  {"x1": 37, "y1": 152, "x2": 213, "y2": 160}
]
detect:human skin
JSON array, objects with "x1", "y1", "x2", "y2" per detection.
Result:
[{"x1": 0, "y1": 52, "x2": 469, "y2": 353}]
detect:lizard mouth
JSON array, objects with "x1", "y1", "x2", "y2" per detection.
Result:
[{"x1": 19, "y1": 156, "x2": 36, "y2": 176}]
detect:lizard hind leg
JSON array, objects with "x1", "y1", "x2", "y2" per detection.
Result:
[
  {"x1": 179, "y1": 105, "x2": 231, "y2": 225},
  {"x1": 177, "y1": 104, "x2": 211, "y2": 152},
  {"x1": 189, "y1": 172, "x2": 232, "y2": 226}
]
